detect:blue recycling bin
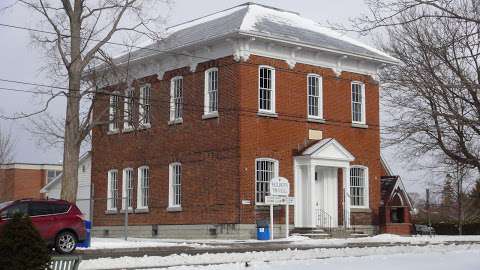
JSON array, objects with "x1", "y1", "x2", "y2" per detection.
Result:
[
  {"x1": 77, "y1": 220, "x2": 91, "y2": 248},
  {"x1": 257, "y1": 226, "x2": 270, "y2": 240}
]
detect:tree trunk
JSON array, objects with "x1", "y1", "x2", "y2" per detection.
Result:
[
  {"x1": 60, "y1": 2, "x2": 82, "y2": 203},
  {"x1": 60, "y1": 73, "x2": 81, "y2": 202}
]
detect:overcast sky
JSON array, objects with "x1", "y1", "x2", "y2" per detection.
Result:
[{"x1": 0, "y1": 0, "x2": 437, "y2": 194}]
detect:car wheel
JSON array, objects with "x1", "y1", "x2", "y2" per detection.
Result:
[{"x1": 55, "y1": 231, "x2": 77, "y2": 254}]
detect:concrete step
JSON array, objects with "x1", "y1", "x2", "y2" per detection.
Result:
[{"x1": 292, "y1": 232, "x2": 332, "y2": 239}]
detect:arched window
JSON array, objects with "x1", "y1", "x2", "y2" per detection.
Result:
[{"x1": 255, "y1": 158, "x2": 279, "y2": 204}]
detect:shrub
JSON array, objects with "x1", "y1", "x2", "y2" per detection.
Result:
[{"x1": 0, "y1": 214, "x2": 51, "y2": 270}]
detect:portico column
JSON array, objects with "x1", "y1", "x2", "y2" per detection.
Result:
[
  {"x1": 309, "y1": 163, "x2": 316, "y2": 227},
  {"x1": 343, "y1": 167, "x2": 351, "y2": 228}
]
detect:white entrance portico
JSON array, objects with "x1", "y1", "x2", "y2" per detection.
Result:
[{"x1": 294, "y1": 138, "x2": 355, "y2": 228}]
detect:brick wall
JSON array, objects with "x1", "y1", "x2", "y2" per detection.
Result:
[
  {"x1": 0, "y1": 168, "x2": 46, "y2": 201},
  {"x1": 92, "y1": 57, "x2": 242, "y2": 226},
  {"x1": 237, "y1": 55, "x2": 382, "y2": 226},
  {"x1": 92, "y1": 54, "x2": 383, "y2": 227}
]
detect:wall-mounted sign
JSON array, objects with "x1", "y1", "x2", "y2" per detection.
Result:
[{"x1": 241, "y1": 200, "x2": 251, "y2": 205}]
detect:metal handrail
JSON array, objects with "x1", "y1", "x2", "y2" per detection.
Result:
[{"x1": 315, "y1": 208, "x2": 333, "y2": 232}]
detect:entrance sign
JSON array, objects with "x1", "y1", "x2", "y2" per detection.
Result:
[
  {"x1": 270, "y1": 177, "x2": 290, "y2": 196},
  {"x1": 265, "y1": 196, "x2": 295, "y2": 205},
  {"x1": 267, "y1": 177, "x2": 293, "y2": 240}
]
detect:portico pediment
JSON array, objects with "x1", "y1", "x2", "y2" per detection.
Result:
[{"x1": 302, "y1": 138, "x2": 355, "y2": 162}]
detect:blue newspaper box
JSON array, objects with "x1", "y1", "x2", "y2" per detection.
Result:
[{"x1": 76, "y1": 220, "x2": 91, "y2": 248}]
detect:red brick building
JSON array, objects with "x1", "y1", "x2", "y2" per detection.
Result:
[
  {"x1": 0, "y1": 163, "x2": 62, "y2": 202},
  {"x1": 91, "y1": 3, "x2": 400, "y2": 238}
]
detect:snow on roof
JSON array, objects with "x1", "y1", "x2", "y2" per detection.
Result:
[{"x1": 115, "y1": 3, "x2": 395, "y2": 68}]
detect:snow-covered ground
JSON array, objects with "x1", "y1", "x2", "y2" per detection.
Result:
[
  {"x1": 83, "y1": 234, "x2": 480, "y2": 250},
  {"x1": 79, "y1": 244, "x2": 480, "y2": 270},
  {"x1": 79, "y1": 238, "x2": 219, "y2": 250}
]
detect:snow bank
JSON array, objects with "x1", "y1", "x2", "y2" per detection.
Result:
[
  {"x1": 79, "y1": 243, "x2": 480, "y2": 270},
  {"x1": 78, "y1": 238, "x2": 216, "y2": 250}
]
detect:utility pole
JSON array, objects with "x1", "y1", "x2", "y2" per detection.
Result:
[{"x1": 426, "y1": 188, "x2": 431, "y2": 227}]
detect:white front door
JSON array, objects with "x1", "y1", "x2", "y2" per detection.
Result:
[{"x1": 314, "y1": 167, "x2": 338, "y2": 227}]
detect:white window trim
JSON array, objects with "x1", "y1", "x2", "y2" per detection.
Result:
[
  {"x1": 349, "y1": 165, "x2": 369, "y2": 209},
  {"x1": 107, "y1": 169, "x2": 118, "y2": 211},
  {"x1": 122, "y1": 168, "x2": 134, "y2": 210},
  {"x1": 168, "y1": 162, "x2": 182, "y2": 208},
  {"x1": 139, "y1": 84, "x2": 152, "y2": 128},
  {"x1": 170, "y1": 76, "x2": 183, "y2": 122},
  {"x1": 204, "y1": 67, "x2": 219, "y2": 116},
  {"x1": 307, "y1": 74, "x2": 324, "y2": 120},
  {"x1": 258, "y1": 65, "x2": 276, "y2": 114},
  {"x1": 351, "y1": 81, "x2": 366, "y2": 125},
  {"x1": 137, "y1": 166, "x2": 149, "y2": 210},
  {"x1": 108, "y1": 92, "x2": 120, "y2": 132},
  {"x1": 255, "y1": 158, "x2": 279, "y2": 205},
  {"x1": 123, "y1": 88, "x2": 134, "y2": 131}
]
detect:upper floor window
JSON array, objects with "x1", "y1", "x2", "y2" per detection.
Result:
[
  {"x1": 139, "y1": 84, "x2": 151, "y2": 126},
  {"x1": 255, "y1": 158, "x2": 279, "y2": 204},
  {"x1": 107, "y1": 169, "x2": 118, "y2": 211},
  {"x1": 109, "y1": 92, "x2": 120, "y2": 132},
  {"x1": 204, "y1": 68, "x2": 219, "y2": 115},
  {"x1": 169, "y1": 162, "x2": 182, "y2": 208},
  {"x1": 351, "y1": 82, "x2": 366, "y2": 124},
  {"x1": 124, "y1": 88, "x2": 134, "y2": 130},
  {"x1": 137, "y1": 166, "x2": 149, "y2": 209},
  {"x1": 170, "y1": 77, "x2": 183, "y2": 122},
  {"x1": 350, "y1": 166, "x2": 369, "y2": 208},
  {"x1": 307, "y1": 74, "x2": 323, "y2": 119},
  {"x1": 122, "y1": 168, "x2": 134, "y2": 210},
  {"x1": 258, "y1": 66, "x2": 275, "y2": 113}
]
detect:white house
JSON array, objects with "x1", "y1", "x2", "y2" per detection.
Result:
[{"x1": 41, "y1": 152, "x2": 92, "y2": 220}]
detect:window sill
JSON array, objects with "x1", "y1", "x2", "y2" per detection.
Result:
[
  {"x1": 202, "y1": 112, "x2": 219, "y2": 120},
  {"x1": 120, "y1": 208, "x2": 134, "y2": 214},
  {"x1": 257, "y1": 111, "x2": 278, "y2": 118},
  {"x1": 350, "y1": 207, "x2": 372, "y2": 213},
  {"x1": 138, "y1": 123, "x2": 151, "y2": 130},
  {"x1": 168, "y1": 118, "x2": 183, "y2": 125},
  {"x1": 107, "y1": 129, "x2": 120, "y2": 135},
  {"x1": 105, "y1": 209, "x2": 118, "y2": 215},
  {"x1": 166, "y1": 206, "x2": 182, "y2": 212},
  {"x1": 122, "y1": 127, "x2": 134, "y2": 133},
  {"x1": 351, "y1": 123, "x2": 369, "y2": 129},
  {"x1": 135, "y1": 208, "x2": 149, "y2": 213},
  {"x1": 307, "y1": 117, "x2": 326, "y2": 123}
]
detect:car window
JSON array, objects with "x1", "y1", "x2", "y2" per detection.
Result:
[
  {"x1": 0, "y1": 202, "x2": 28, "y2": 219},
  {"x1": 52, "y1": 203, "x2": 70, "y2": 214},
  {"x1": 29, "y1": 202, "x2": 54, "y2": 216}
]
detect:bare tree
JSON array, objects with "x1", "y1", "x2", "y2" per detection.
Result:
[
  {"x1": 0, "y1": 126, "x2": 15, "y2": 164},
  {"x1": 348, "y1": 1, "x2": 480, "y2": 173},
  {"x1": 4, "y1": 0, "x2": 169, "y2": 202}
]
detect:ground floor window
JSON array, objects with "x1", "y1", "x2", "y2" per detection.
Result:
[
  {"x1": 350, "y1": 166, "x2": 369, "y2": 207},
  {"x1": 122, "y1": 168, "x2": 134, "y2": 210},
  {"x1": 169, "y1": 163, "x2": 182, "y2": 207},
  {"x1": 137, "y1": 166, "x2": 150, "y2": 209},
  {"x1": 255, "y1": 158, "x2": 279, "y2": 204},
  {"x1": 107, "y1": 170, "x2": 118, "y2": 210}
]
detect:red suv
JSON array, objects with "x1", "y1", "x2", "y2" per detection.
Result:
[{"x1": 0, "y1": 199, "x2": 86, "y2": 254}]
